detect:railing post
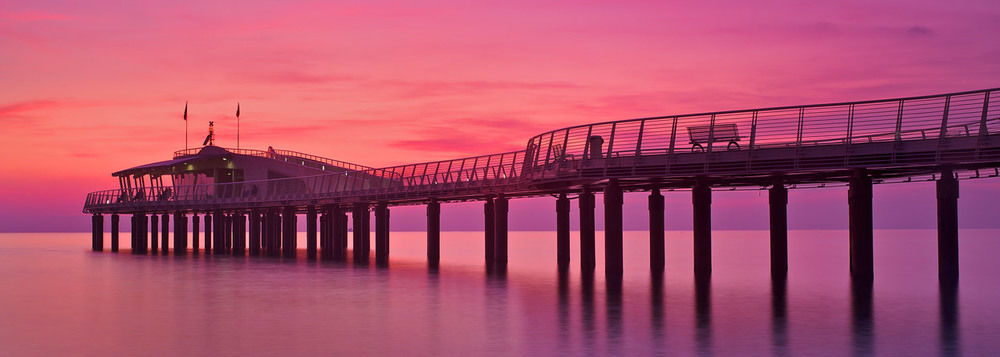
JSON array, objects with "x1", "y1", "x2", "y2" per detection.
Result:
[
  {"x1": 706, "y1": 114, "x2": 717, "y2": 153},
  {"x1": 895, "y1": 100, "x2": 905, "y2": 141},
  {"x1": 606, "y1": 122, "x2": 617, "y2": 158},
  {"x1": 636, "y1": 119, "x2": 646, "y2": 156},
  {"x1": 796, "y1": 107, "x2": 805, "y2": 147},
  {"x1": 979, "y1": 90, "x2": 991, "y2": 137},
  {"x1": 939, "y1": 95, "x2": 952, "y2": 139}
]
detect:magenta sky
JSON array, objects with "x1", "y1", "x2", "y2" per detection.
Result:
[{"x1": 2, "y1": 0, "x2": 999, "y2": 232}]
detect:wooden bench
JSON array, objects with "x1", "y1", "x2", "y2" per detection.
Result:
[{"x1": 687, "y1": 123, "x2": 742, "y2": 152}]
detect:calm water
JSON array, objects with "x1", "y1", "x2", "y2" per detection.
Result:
[{"x1": 1, "y1": 230, "x2": 998, "y2": 356}]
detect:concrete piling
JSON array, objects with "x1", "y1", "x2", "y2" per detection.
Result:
[
  {"x1": 579, "y1": 190, "x2": 596, "y2": 272},
  {"x1": 556, "y1": 193, "x2": 570, "y2": 271},
  {"x1": 427, "y1": 200, "x2": 441, "y2": 268},
  {"x1": 649, "y1": 188, "x2": 665, "y2": 273},
  {"x1": 306, "y1": 206, "x2": 318, "y2": 259},
  {"x1": 937, "y1": 169, "x2": 959, "y2": 280},
  {"x1": 693, "y1": 180, "x2": 712, "y2": 277},
  {"x1": 352, "y1": 203, "x2": 369, "y2": 263},
  {"x1": 769, "y1": 180, "x2": 788, "y2": 277},
  {"x1": 494, "y1": 195, "x2": 509, "y2": 270},
  {"x1": 110, "y1": 214, "x2": 119, "y2": 252},
  {"x1": 485, "y1": 197, "x2": 495, "y2": 269},
  {"x1": 161, "y1": 213, "x2": 169, "y2": 255},
  {"x1": 848, "y1": 169, "x2": 874, "y2": 279},
  {"x1": 150, "y1": 214, "x2": 159, "y2": 254},
  {"x1": 604, "y1": 180, "x2": 624, "y2": 281},
  {"x1": 375, "y1": 202, "x2": 390, "y2": 266}
]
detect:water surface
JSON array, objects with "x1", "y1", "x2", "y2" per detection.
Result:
[{"x1": 1, "y1": 230, "x2": 998, "y2": 356}]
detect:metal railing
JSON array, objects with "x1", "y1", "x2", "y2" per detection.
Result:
[
  {"x1": 173, "y1": 147, "x2": 376, "y2": 173},
  {"x1": 85, "y1": 150, "x2": 526, "y2": 210},
  {"x1": 523, "y1": 88, "x2": 999, "y2": 180}
]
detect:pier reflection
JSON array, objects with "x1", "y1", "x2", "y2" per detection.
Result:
[
  {"x1": 851, "y1": 278, "x2": 874, "y2": 357},
  {"x1": 695, "y1": 275, "x2": 712, "y2": 354},
  {"x1": 771, "y1": 275, "x2": 788, "y2": 355},
  {"x1": 940, "y1": 278, "x2": 960, "y2": 356}
]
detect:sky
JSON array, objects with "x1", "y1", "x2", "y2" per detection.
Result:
[{"x1": 1, "y1": 0, "x2": 999, "y2": 232}]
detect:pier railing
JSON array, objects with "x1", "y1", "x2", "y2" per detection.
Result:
[
  {"x1": 174, "y1": 147, "x2": 376, "y2": 173},
  {"x1": 523, "y1": 88, "x2": 999, "y2": 180},
  {"x1": 85, "y1": 150, "x2": 526, "y2": 210}
]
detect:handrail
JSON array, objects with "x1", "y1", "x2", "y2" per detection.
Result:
[
  {"x1": 84, "y1": 149, "x2": 527, "y2": 211},
  {"x1": 523, "y1": 88, "x2": 998, "y2": 180},
  {"x1": 173, "y1": 147, "x2": 376, "y2": 173}
]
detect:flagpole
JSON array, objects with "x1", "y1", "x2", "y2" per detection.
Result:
[
  {"x1": 236, "y1": 102, "x2": 240, "y2": 150},
  {"x1": 184, "y1": 101, "x2": 189, "y2": 151}
]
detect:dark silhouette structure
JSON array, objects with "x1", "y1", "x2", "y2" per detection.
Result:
[{"x1": 85, "y1": 88, "x2": 1000, "y2": 280}]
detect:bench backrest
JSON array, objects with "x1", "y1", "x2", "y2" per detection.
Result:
[{"x1": 687, "y1": 123, "x2": 740, "y2": 143}]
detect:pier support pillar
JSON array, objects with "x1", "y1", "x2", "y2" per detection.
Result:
[
  {"x1": 376, "y1": 202, "x2": 390, "y2": 266},
  {"x1": 233, "y1": 213, "x2": 245, "y2": 256},
  {"x1": 937, "y1": 169, "x2": 960, "y2": 280},
  {"x1": 161, "y1": 213, "x2": 169, "y2": 254},
  {"x1": 224, "y1": 214, "x2": 233, "y2": 254},
  {"x1": 579, "y1": 191, "x2": 596, "y2": 272},
  {"x1": 494, "y1": 194, "x2": 509, "y2": 270},
  {"x1": 249, "y1": 211, "x2": 260, "y2": 256},
  {"x1": 556, "y1": 193, "x2": 570, "y2": 271},
  {"x1": 204, "y1": 213, "x2": 212, "y2": 253},
  {"x1": 91, "y1": 214, "x2": 104, "y2": 251},
  {"x1": 335, "y1": 208, "x2": 348, "y2": 260},
  {"x1": 649, "y1": 188, "x2": 665, "y2": 273},
  {"x1": 192, "y1": 214, "x2": 200, "y2": 253},
  {"x1": 319, "y1": 207, "x2": 331, "y2": 260},
  {"x1": 306, "y1": 206, "x2": 318, "y2": 259},
  {"x1": 769, "y1": 180, "x2": 788, "y2": 277},
  {"x1": 353, "y1": 203, "x2": 370, "y2": 263},
  {"x1": 150, "y1": 214, "x2": 159, "y2": 254},
  {"x1": 132, "y1": 214, "x2": 147, "y2": 254},
  {"x1": 174, "y1": 212, "x2": 187, "y2": 254},
  {"x1": 110, "y1": 214, "x2": 119, "y2": 252},
  {"x1": 265, "y1": 210, "x2": 277, "y2": 257},
  {"x1": 282, "y1": 207, "x2": 296, "y2": 258},
  {"x1": 604, "y1": 179, "x2": 624, "y2": 280},
  {"x1": 849, "y1": 169, "x2": 874, "y2": 279},
  {"x1": 693, "y1": 180, "x2": 712, "y2": 277},
  {"x1": 427, "y1": 200, "x2": 440, "y2": 268},
  {"x1": 484, "y1": 197, "x2": 495, "y2": 269},
  {"x1": 213, "y1": 212, "x2": 224, "y2": 255}
]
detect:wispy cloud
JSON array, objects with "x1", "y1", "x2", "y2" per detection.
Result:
[{"x1": 0, "y1": 11, "x2": 73, "y2": 22}]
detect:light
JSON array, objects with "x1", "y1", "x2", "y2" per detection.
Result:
[
  {"x1": 322, "y1": 166, "x2": 326, "y2": 171},
  {"x1": 222, "y1": 158, "x2": 227, "y2": 161},
  {"x1": 105, "y1": 200, "x2": 110, "y2": 204}
]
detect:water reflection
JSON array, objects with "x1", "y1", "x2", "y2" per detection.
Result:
[
  {"x1": 772, "y1": 275, "x2": 788, "y2": 355},
  {"x1": 940, "y1": 278, "x2": 960, "y2": 356},
  {"x1": 606, "y1": 276, "x2": 623, "y2": 354},
  {"x1": 581, "y1": 269, "x2": 596, "y2": 351},
  {"x1": 651, "y1": 271, "x2": 665, "y2": 351},
  {"x1": 851, "y1": 278, "x2": 874, "y2": 357},
  {"x1": 695, "y1": 275, "x2": 712, "y2": 355}
]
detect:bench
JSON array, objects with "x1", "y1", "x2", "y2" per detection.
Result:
[{"x1": 687, "y1": 123, "x2": 741, "y2": 152}]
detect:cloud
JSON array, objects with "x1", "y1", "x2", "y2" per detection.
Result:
[
  {"x1": 373, "y1": 79, "x2": 583, "y2": 99},
  {"x1": 906, "y1": 25, "x2": 933, "y2": 37},
  {"x1": 242, "y1": 71, "x2": 361, "y2": 85},
  {"x1": 0, "y1": 11, "x2": 73, "y2": 22}
]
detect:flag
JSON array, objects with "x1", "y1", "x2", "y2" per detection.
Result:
[
  {"x1": 236, "y1": 103, "x2": 240, "y2": 118},
  {"x1": 183, "y1": 102, "x2": 188, "y2": 121}
]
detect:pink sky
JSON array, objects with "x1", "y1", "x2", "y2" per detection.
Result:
[{"x1": 2, "y1": 0, "x2": 999, "y2": 232}]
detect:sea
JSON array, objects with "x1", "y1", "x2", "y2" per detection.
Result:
[{"x1": 1, "y1": 230, "x2": 998, "y2": 356}]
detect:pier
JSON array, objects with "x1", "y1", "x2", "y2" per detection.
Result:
[{"x1": 85, "y1": 88, "x2": 1000, "y2": 281}]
